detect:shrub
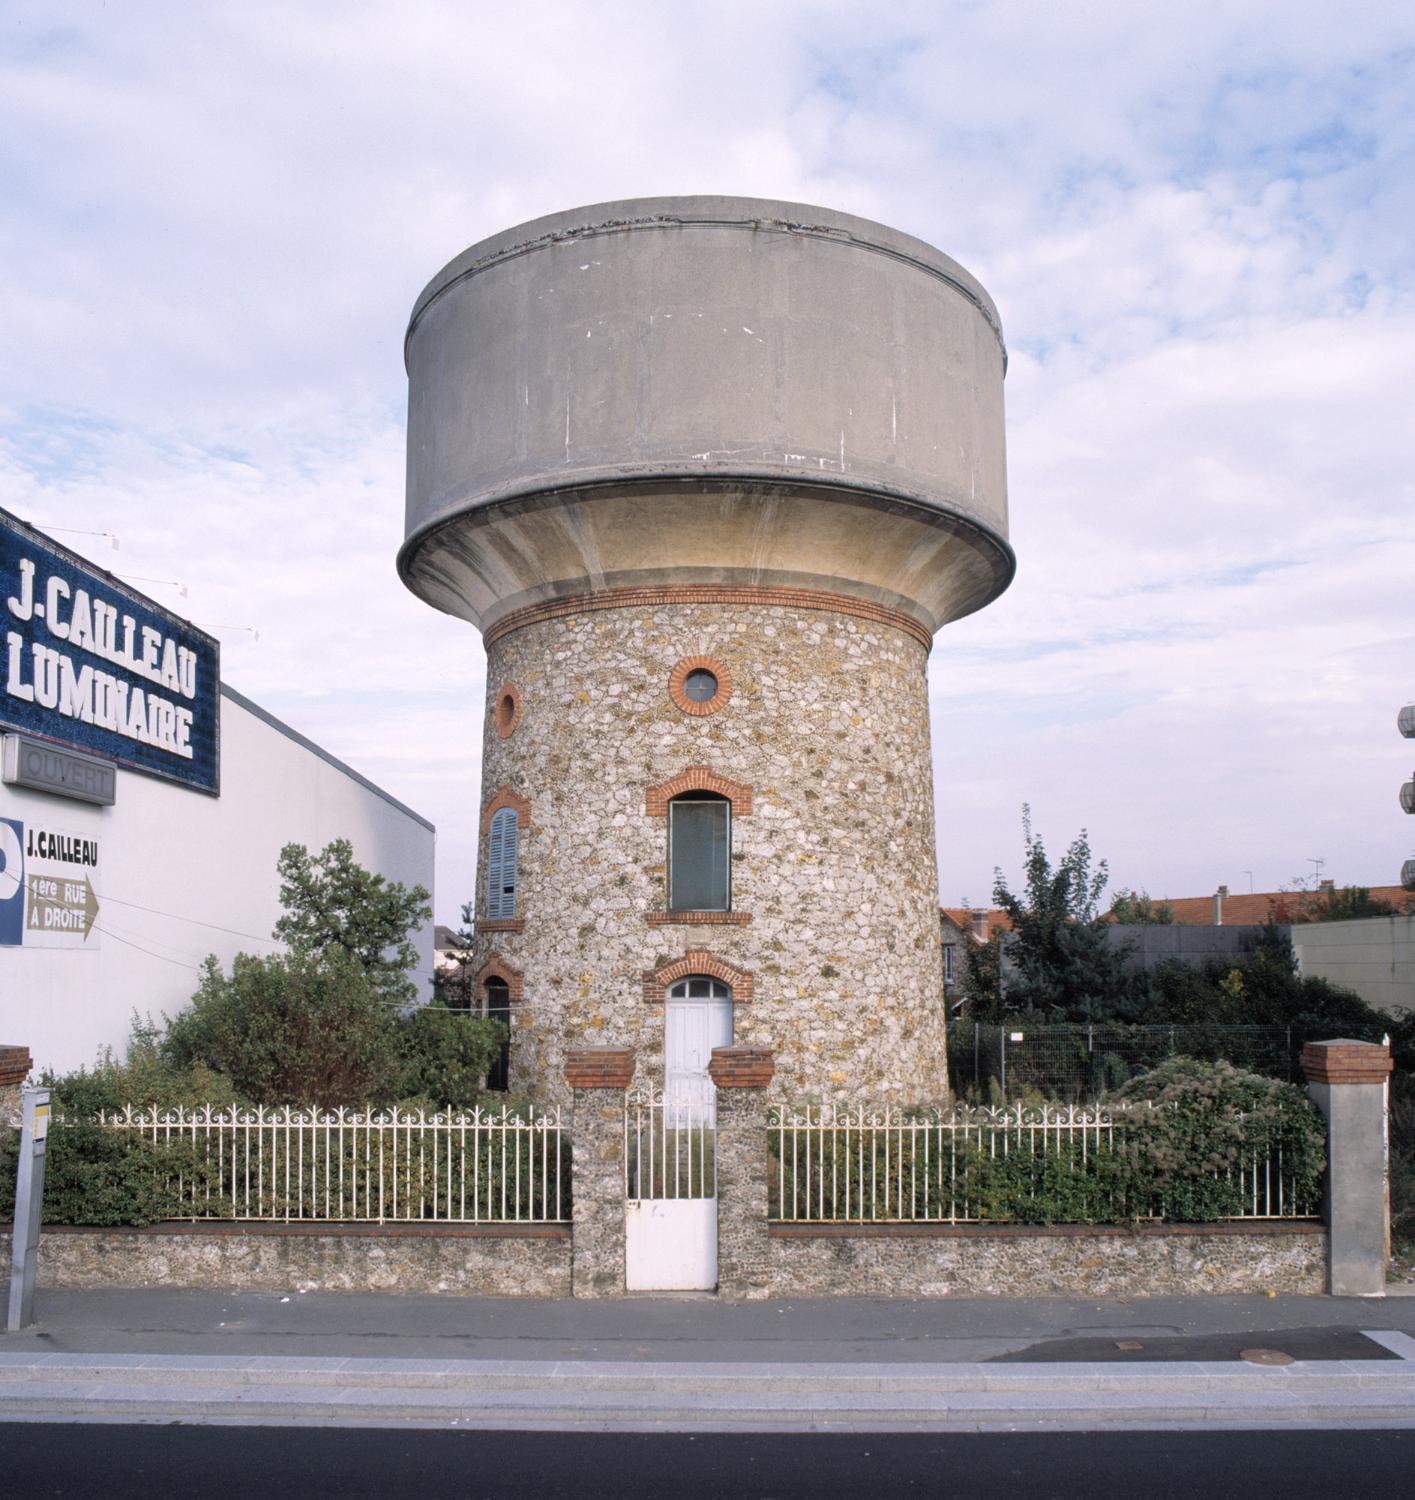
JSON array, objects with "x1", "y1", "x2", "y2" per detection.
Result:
[
  {"x1": 163, "y1": 949, "x2": 402, "y2": 1109},
  {"x1": 768, "y1": 1058, "x2": 1327, "y2": 1226},
  {"x1": 0, "y1": 1120, "x2": 228, "y2": 1227},
  {"x1": 40, "y1": 1015, "x2": 245, "y2": 1119},
  {"x1": 1112, "y1": 1056, "x2": 1326, "y2": 1221},
  {"x1": 395, "y1": 1001, "x2": 508, "y2": 1111}
]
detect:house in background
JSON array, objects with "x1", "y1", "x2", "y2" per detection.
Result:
[{"x1": 939, "y1": 907, "x2": 1012, "y2": 1014}]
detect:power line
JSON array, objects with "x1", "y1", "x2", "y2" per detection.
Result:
[
  {"x1": 93, "y1": 924, "x2": 203, "y2": 972},
  {"x1": 93, "y1": 891, "x2": 278, "y2": 947}
]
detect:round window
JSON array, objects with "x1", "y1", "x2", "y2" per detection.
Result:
[
  {"x1": 669, "y1": 655, "x2": 732, "y2": 717},
  {"x1": 683, "y1": 668, "x2": 718, "y2": 703},
  {"x1": 493, "y1": 682, "x2": 522, "y2": 738}
]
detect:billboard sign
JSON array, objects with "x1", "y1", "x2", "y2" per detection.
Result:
[
  {"x1": 0, "y1": 814, "x2": 100, "y2": 949},
  {"x1": 1, "y1": 509, "x2": 220, "y2": 794}
]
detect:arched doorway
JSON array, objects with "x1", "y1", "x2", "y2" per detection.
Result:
[
  {"x1": 484, "y1": 976, "x2": 511, "y2": 1092},
  {"x1": 664, "y1": 975, "x2": 731, "y2": 1114}
]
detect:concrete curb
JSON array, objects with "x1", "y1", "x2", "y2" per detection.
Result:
[{"x1": 4, "y1": 1348, "x2": 1415, "y2": 1432}]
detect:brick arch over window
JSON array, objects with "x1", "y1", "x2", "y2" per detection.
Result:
[
  {"x1": 642, "y1": 949, "x2": 753, "y2": 1005},
  {"x1": 481, "y1": 785, "x2": 531, "y2": 834},
  {"x1": 475, "y1": 954, "x2": 524, "y2": 1003},
  {"x1": 645, "y1": 767, "x2": 753, "y2": 818}
]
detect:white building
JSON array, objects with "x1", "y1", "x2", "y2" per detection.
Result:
[{"x1": 1, "y1": 511, "x2": 435, "y2": 1075}]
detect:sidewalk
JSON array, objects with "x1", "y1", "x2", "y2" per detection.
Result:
[{"x1": 4, "y1": 1288, "x2": 1415, "y2": 1430}]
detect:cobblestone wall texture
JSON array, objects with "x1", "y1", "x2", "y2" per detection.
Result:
[
  {"x1": 473, "y1": 600, "x2": 946, "y2": 1106},
  {"x1": 0, "y1": 1227, "x2": 569, "y2": 1297},
  {"x1": 1, "y1": 1224, "x2": 1324, "y2": 1298},
  {"x1": 569, "y1": 1085, "x2": 630, "y2": 1297},
  {"x1": 714, "y1": 1087, "x2": 774, "y2": 1299},
  {"x1": 764, "y1": 1226, "x2": 1327, "y2": 1297}
]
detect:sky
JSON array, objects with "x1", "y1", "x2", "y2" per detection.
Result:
[{"x1": 2, "y1": 1, "x2": 1412, "y2": 925}]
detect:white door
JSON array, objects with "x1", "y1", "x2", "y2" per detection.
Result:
[{"x1": 664, "y1": 977, "x2": 732, "y2": 1118}]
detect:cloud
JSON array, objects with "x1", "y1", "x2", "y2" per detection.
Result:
[{"x1": 3, "y1": 1, "x2": 1412, "y2": 921}]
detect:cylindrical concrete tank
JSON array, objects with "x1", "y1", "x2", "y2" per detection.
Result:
[
  {"x1": 401, "y1": 197, "x2": 1012, "y2": 1104},
  {"x1": 401, "y1": 196, "x2": 1011, "y2": 638}
]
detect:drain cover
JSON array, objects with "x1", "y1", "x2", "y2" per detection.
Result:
[
  {"x1": 1114, "y1": 1341, "x2": 1145, "y2": 1351},
  {"x1": 1240, "y1": 1348, "x2": 1295, "y2": 1365}
]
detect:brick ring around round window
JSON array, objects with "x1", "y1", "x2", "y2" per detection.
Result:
[
  {"x1": 494, "y1": 682, "x2": 523, "y2": 738},
  {"x1": 669, "y1": 655, "x2": 732, "y2": 717}
]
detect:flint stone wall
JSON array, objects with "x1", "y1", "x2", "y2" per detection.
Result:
[
  {"x1": 0, "y1": 1224, "x2": 570, "y2": 1297},
  {"x1": 0, "y1": 1221, "x2": 1324, "y2": 1299},
  {"x1": 714, "y1": 1085, "x2": 773, "y2": 1300},
  {"x1": 569, "y1": 1084, "x2": 630, "y2": 1297},
  {"x1": 475, "y1": 601, "x2": 946, "y2": 1106},
  {"x1": 765, "y1": 1222, "x2": 1327, "y2": 1297}
]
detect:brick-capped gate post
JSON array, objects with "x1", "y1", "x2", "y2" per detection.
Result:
[
  {"x1": 0, "y1": 1047, "x2": 31, "y2": 1129},
  {"x1": 1302, "y1": 1039, "x2": 1394, "y2": 1297},
  {"x1": 564, "y1": 1047, "x2": 635, "y2": 1298},
  {"x1": 709, "y1": 1046, "x2": 774, "y2": 1300}
]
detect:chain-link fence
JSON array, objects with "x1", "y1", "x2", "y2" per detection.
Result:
[{"x1": 947, "y1": 1021, "x2": 1389, "y2": 1102}]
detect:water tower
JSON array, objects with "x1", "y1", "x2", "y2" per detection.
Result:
[{"x1": 400, "y1": 197, "x2": 1012, "y2": 1102}]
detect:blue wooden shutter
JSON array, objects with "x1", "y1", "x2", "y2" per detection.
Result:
[{"x1": 486, "y1": 807, "x2": 519, "y2": 919}]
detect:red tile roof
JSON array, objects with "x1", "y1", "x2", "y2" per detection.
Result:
[
  {"x1": 1130, "y1": 887, "x2": 1412, "y2": 926},
  {"x1": 940, "y1": 907, "x2": 1014, "y2": 940}
]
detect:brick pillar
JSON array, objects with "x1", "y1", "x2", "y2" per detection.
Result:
[
  {"x1": 1302, "y1": 1039, "x2": 1394, "y2": 1297},
  {"x1": 709, "y1": 1045, "x2": 774, "y2": 1301},
  {"x1": 564, "y1": 1047, "x2": 635, "y2": 1299},
  {"x1": 0, "y1": 1047, "x2": 31, "y2": 1130}
]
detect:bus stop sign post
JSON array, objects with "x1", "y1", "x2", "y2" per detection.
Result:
[{"x1": 6, "y1": 1086, "x2": 50, "y2": 1332}]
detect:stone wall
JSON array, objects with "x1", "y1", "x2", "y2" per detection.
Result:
[
  {"x1": 472, "y1": 599, "x2": 946, "y2": 1106},
  {"x1": 766, "y1": 1223, "x2": 1326, "y2": 1297},
  {"x1": 0, "y1": 1221, "x2": 1323, "y2": 1300},
  {"x1": 0, "y1": 1224, "x2": 570, "y2": 1297}
]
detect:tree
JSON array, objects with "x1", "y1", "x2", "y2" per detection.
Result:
[
  {"x1": 1108, "y1": 888, "x2": 1175, "y2": 925},
  {"x1": 1315, "y1": 885, "x2": 1403, "y2": 922},
  {"x1": 960, "y1": 926, "x2": 1006, "y2": 1023},
  {"x1": 274, "y1": 839, "x2": 432, "y2": 1009},
  {"x1": 1136, "y1": 922, "x2": 1387, "y2": 1034},
  {"x1": 991, "y1": 807, "x2": 1135, "y2": 1019},
  {"x1": 433, "y1": 899, "x2": 478, "y2": 1011},
  {"x1": 162, "y1": 842, "x2": 502, "y2": 1108}
]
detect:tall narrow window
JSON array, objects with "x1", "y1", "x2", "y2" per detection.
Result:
[
  {"x1": 484, "y1": 977, "x2": 511, "y2": 1092},
  {"x1": 668, "y1": 791, "x2": 729, "y2": 911},
  {"x1": 485, "y1": 805, "x2": 519, "y2": 919}
]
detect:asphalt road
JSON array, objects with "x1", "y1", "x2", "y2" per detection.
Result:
[{"x1": 5, "y1": 1425, "x2": 1415, "y2": 1500}]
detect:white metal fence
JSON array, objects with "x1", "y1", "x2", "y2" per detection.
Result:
[
  {"x1": 94, "y1": 1103, "x2": 569, "y2": 1223},
  {"x1": 768, "y1": 1102, "x2": 1316, "y2": 1224},
  {"x1": 624, "y1": 1086, "x2": 715, "y2": 1201}
]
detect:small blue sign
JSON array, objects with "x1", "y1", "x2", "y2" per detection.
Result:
[
  {"x1": 0, "y1": 815, "x2": 23, "y2": 946},
  {"x1": 1, "y1": 509, "x2": 220, "y2": 794}
]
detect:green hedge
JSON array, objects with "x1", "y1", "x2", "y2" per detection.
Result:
[
  {"x1": 0, "y1": 1122, "x2": 228, "y2": 1228},
  {"x1": 769, "y1": 1058, "x2": 1326, "y2": 1225}
]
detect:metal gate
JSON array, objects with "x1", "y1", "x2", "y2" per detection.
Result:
[{"x1": 624, "y1": 1086, "x2": 717, "y2": 1291}]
